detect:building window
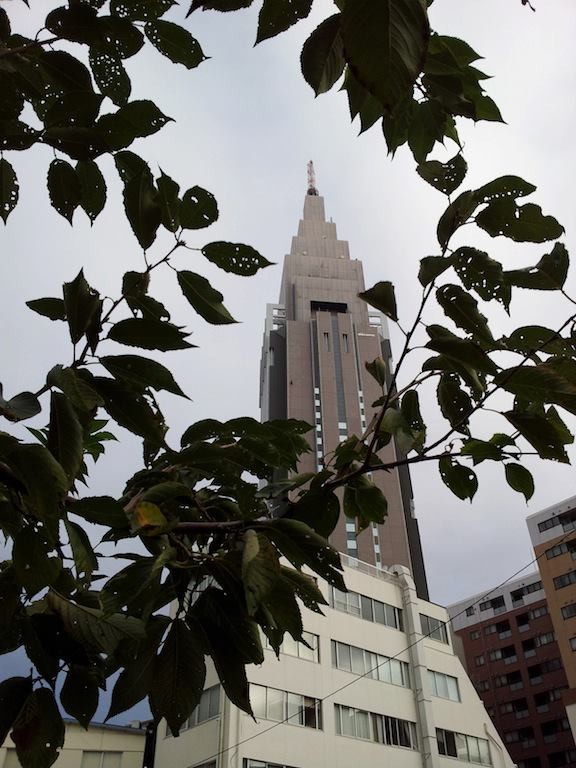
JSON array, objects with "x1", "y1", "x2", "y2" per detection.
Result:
[
  {"x1": 334, "y1": 705, "x2": 418, "y2": 750},
  {"x1": 173, "y1": 685, "x2": 220, "y2": 733},
  {"x1": 436, "y1": 728, "x2": 491, "y2": 765},
  {"x1": 428, "y1": 670, "x2": 460, "y2": 701},
  {"x1": 342, "y1": 333, "x2": 349, "y2": 353},
  {"x1": 244, "y1": 761, "x2": 298, "y2": 768},
  {"x1": 420, "y1": 614, "x2": 449, "y2": 644},
  {"x1": 466, "y1": 606, "x2": 475, "y2": 616},
  {"x1": 538, "y1": 516, "x2": 559, "y2": 532},
  {"x1": 529, "y1": 605, "x2": 548, "y2": 620},
  {"x1": 263, "y1": 631, "x2": 319, "y2": 662},
  {"x1": 511, "y1": 582, "x2": 542, "y2": 604},
  {"x1": 488, "y1": 645, "x2": 517, "y2": 664},
  {"x1": 495, "y1": 671, "x2": 523, "y2": 690},
  {"x1": 323, "y1": 332, "x2": 330, "y2": 351},
  {"x1": 561, "y1": 602, "x2": 576, "y2": 619},
  {"x1": 80, "y1": 753, "x2": 122, "y2": 768},
  {"x1": 546, "y1": 542, "x2": 570, "y2": 559},
  {"x1": 549, "y1": 749, "x2": 576, "y2": 767},
  {"x1": 470, "y1": 630, "x2": 481, "y2": 640},
  {"x1": 570, "y1": 637, "x2": 576, "y2": 651},
  {"x1": 553, "y1": 570, "x2": 576, "y2": 590},
  {"x1": 251, "y1": 684, "x2": 321, "y2": 729},
  {"x1": 475, "y1": 680, "x2": 490, "y2": 692},
  {"x1": 330, "y1": 587, "x2": 403, "y2": 631},
  {"x1": 475, "y1": 655, "x2": 485, "y2": 667},
  {"x1": 479, "y1": 595, "x2": 505, "y2": 613},
  {"x1": 331, "y1": 640, "x2": 410, "y2": 687}
]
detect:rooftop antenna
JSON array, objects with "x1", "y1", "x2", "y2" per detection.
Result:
[{"x1": 307, "y1": 160, "x2": 318, "y2": 196}]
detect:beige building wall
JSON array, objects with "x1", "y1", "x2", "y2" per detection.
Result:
[{"x1": 1, "y1": 721, "x2": 145, "y2": 768}]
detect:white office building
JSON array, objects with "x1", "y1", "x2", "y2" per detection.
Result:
[{"x1": 154, "y1": 558, "x2": 515, "y2": 768}]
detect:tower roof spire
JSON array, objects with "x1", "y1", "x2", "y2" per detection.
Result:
[{"x1": 307, "y1": 160, "x2": 318, "y2": 196}]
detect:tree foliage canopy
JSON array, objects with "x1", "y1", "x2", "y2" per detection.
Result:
[{"x1": 0, "y1": 1, "x2": 574, "y2": 765}]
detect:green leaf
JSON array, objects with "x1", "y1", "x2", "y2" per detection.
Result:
[
  {"x1": 187, "y1": 0, "x2": 253, "y2": 12},
  {"x1": 96, "y1": 16, "x2": 145, "y2": 59},
  {"x1": 0, "y1": 677, "x2": 32, "y2": 746},
  {"x1": 358, "y1": 280, "x2": 397, "y2": 321},
  {"x1": 111, "y1": 0, "x2": 176, "y2": 20},
  {"x1": 0, "y1": 385, "x2": 41, "y2": 422},
  {"x1": 150, "y1": 619, "x2": 206, "y2": 735},
  {"x1": 0, "y1": 157, "x2": 18, "y2": 223},
  {"x1": 503, "y1": 326, "x2": 573, "y2": 357},
  {"x1": 407, "y1": 99, "x2": 446, "y2": 163},
  {"x1": 505, "y1": 243, "x2": 569, "y2": 291},
  {"x1": 98, "y1": 100, "x2": 172, "y2": 151},
  {"x1": 426, "y1": 334, "x2": 498, "y2": 375},
  {"x1": 44, "y1": 92, "x2": 104, "y2": 129},
  {"x1": 437, "y1": 372, "x2": 472, "y2": 434},
  {"x1": 242, "y1": 530, "x2": 281, "y2": 615},
  {"x1": 476, "y1": 199, "x2": 564, "y2": 243},
  {"x1": 179, "y1": 186, "x2": 218, "y2": 229},
  {"x1": 343, "y1": 476, "x2": 387, "y2": 531},
  {"x1": 13, "y1": 528, "x2": 62, "y2": 597},
  {"x1": 434, "y1": 35, "x2": 481, "y2": 66},
  {"x1": 494, "y1": 365, "x2": 576, "y2": 414},
  {"x1": 25, "y1": 297, "x2": 66, "y2": 322},
  {"x1": 400, "y1": 390, "x2": 426, "y2": 452},
  {"x1": 100, "y1": 355, "x2": 187, "y2": 398},
  {"x1": 342, "y1": 68, "x2": 384, "y2": 133},
  {"x1": 287, "y1": 486, "x2": 340, "y2": 538},
  {"x1": 417, "y1": 153, "x2": 467, "y2": 195},
  {"x1": 300, "y1": 14, "x2": 345, "y2": 95},
  {"x1": 60, "y1": 667, "x2": 99, "y2": 729},
  {"x1": 12, "y1": 688, "x2": 64, "y2": 768},
  {"x1": 89, "y1": 48, "x2": 131, "y2": 107},
  {"x1": 4, "y1": 444, "x2": 68, "y2": 530},
  {"x1": 42, "y1": 126, "x2": 107, "y2": 161},
  {"x1": 505, "y1": 411, "x2": 569, "y2": 463},
  {"x1": 67, "y1": 496, "x2": 128, "y2": 528},
  {"x1": 46, "y1": 365, "x2": 103, "y2": 411},
  {"x1": 47, "y1": 591, "x2": 146, "y2": 653},
  {"x1": 64, "y1": 519, "x2": 98, "y2": 579},
  {"x1": 0, "y1": 9, "x2": 11, "y2": 42},
  {"x1": 546, "y1": 406, "x2": 574, "y2": 446},
  {"x1": 107, "y1": 616, "x2": 168, "y2": 720},
  {"x1": 475, "y1": 175, "x2": 536, "y2": 203},
  {"x1": 256, "y1": 0, "x2": 312, "y2": 43},
  {"x1": 178, "y1": 270, "x2": 236, "y2": 325},
  {"x1": 381, "y1": 93, "x2": 416, "y2": 155},
  {"x1": 46, "y1": 392, "x2": 83, "y2": 486},
  {"x1": 76, "y1": 160, "x2": 106, "y2": 223},
  {"x1": 340, "y1": 0, "x2": 430, "y2": 110},
  {"x1": 47, "y1": 159, "x2": 82, "y2": 224},
  {"x1": 122, "y1": 169, "x2": 162, "y2": 249},
  {"x1": 418, "y1": 255, "x2": 453, "y2": 287},
  {"x1": 114, "y1": 151, "x2": 151, "y2": 183},
  {"x1": 63, "y1": 269, "x2": 101, "y2": 344},
  {"x1": 108, "y1": 317, "x2": 193, "y2": 350},
  {"x1": 156, "y1": 170, "x2": 180, "y2": 232},
  {"x1": 460, "y1": 438, "x2": 502, "y2": 465},
  {"x1": 505, "y1": 463, "x2": 534, "y2": 501},
  {"x1": 280, "y1": 566, "x2": 328, "y2": 614},
  {"x1": 439, "y1": 456, "x2": 477, "y2": 500},
  {"x1": 92, "y1": 377, "x2": 166, "y2": 444},
  {"x1": 202, "y1": 242, "x2": 272, "y2": 276},
  {"x1": 100, "y1": 557, "x2": 158, "y2": 614},
  {"x1": 437, "y1": 189, "x2": 478, "y2": 249},
  {"x1": 145, "y1": 20, "x2": 206, "y2": 68},
  {"x1": 453, "y1": 247, "x2": 510, "y2": 310},
  {"x1": 436, "y1": 284, "x2": 494, "y2": 345},
  {"x1": 46, "y1": 5, "x2": 100, "y2": 45}
]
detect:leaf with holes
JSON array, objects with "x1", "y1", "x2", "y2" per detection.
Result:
[
  {"x1": 178, "y1": 270, "x2": 236, "y2": 325},
  {"x1": 0, "y1": 120, "x2": 41, "y2": 151},
  {"x1": 504, "y1": 411, "x2": 569, "y2": 463},
  {"x1": 12, "y1": 688, "x2": 64, "y2": 768},
  {"x1": 401, "y1": 390, "x2": 426, "y2": 452},
  {"x1": 98, "y1": 100, "x2": 172, "y2": 151},
  {"x1": 0, "y1": 157, "x2": 18, "y2": 223},
  {"x1": 417, "y1": 153, "x2": 467, "y2": 195},
  {"x1": 145, "y1": 20, "x2": 206, "y2": 68},
  {"x1": 89, "y1": 48, "x2": 131, "y2": 106},
  {"x1": 47, "y1": 159, "x2": 82, "y2": 224},
  {"x1": 453, "y1": 247, "x2": 510, "y2": 310},
  {"x1": 505, "y1": 463, "x2": 534, "y2": 501},
  {"x1": 359, "y1": 280, "x2": 398, "y2": 321},
  {"x1": 257, "y1": 0, "x2": 313, "y2": 43},
  {"x1": 505, "y1": 243, "x2": 569, "y2": 291},
  {"x1": 436, "y1": 284, "x2": 494, "y2": 345},
  {"x1": 460, "y1": 438, "x2": 502, "y2": 465},
  {"x1": 156, "y1": 170, "x2": 180, "y2": 232},
  {"x1": 300, "y1": 14, "x2": 345, "y2": 95},
  {"x1": 187, "y1": 0, "x2": 253, "y2": 12},
  {"x1": 202, "y1": 242, "x2": 272, "y2": 276},
  {"x1": 502, "y1": 326, "x2": 574, "y2": 358},
  {"x1": 111, "y1": 0, "x2": 176, "y2": 20},
  {"x1": 474, "y1": 175, "x2": 536, "y2": 204},
  {"x1": 179, "y1": 186, "x2": 218, "y2": 229},
  {"x1": 76, "y1": 160, "x2": 106, "y2": 223},
  {"x1": 476, "y1": 199, "x2": 564, "y2": 243},
  {"x1": 12, "y1": 528, "x2": 62, "y2": 597},
  {"x1": 439, "y1": 456, "x2": 477, "y2": 500},
  {"x1": 495, "y1": 365, "x2": 576, "y2": 415},
  {"x1": 340, "y1": 0, "x2": 430, "y2": 110},
  {"x1": 437, "y1": 373, "x2": 472, "y2": 434},
  {"x1": 150, "y1": 619, "x2": 206, "y2": 735}
]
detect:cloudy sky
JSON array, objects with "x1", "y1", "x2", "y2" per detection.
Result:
[{"x1": 3, "y1": 0, "x2": 576, "y2": 620}]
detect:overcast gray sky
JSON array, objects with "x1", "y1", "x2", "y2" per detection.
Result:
[{"x1": 2, "y1": 0, "x2": 576, "y2": 616}]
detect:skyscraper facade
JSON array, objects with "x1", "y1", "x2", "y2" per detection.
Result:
[{"x1": 260, "y1": 169, "x2": 428, "y2": 597}]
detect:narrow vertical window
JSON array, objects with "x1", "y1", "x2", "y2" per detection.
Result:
[
  {"x1": 323, "y1": 332, "x2": 330, "y2": 351},
  {"x1": 342, "y1": 333, "x2": 349, "y2": 352}
]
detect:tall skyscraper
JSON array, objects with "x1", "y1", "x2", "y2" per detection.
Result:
[{"x1": 260, "y1": 165, "x2": 428, "y2": 598}]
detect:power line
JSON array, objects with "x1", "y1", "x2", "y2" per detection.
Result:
[{"x1": 195, "y1": 526, "x2": 575, "y2": 764}]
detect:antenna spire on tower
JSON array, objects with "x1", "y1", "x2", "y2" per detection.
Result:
[{"x1": 307, "y1": 160, "x2": 318, "y2": 196}]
